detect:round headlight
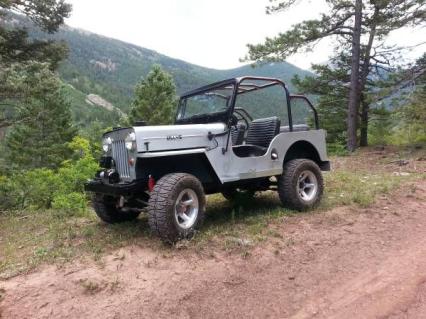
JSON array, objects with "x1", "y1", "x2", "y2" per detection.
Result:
[
  {"x1": 125, "y1": 132, "x2": 136, "y2": 151},
  {"x1": 102, "y1": 137, "x2": 112, "y2": 152}
]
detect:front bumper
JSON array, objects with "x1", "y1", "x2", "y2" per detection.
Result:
[{"x1": 84, "y1": 178, "x2": 145, "y2": 196}]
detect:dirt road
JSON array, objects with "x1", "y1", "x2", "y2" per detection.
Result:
[{"x1": 1, "y1": 180, "x2": 425, "y2": 319}]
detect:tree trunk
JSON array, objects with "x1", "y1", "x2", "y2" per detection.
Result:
[
  {"x1": 347, "y1": 0, "x2": 362, "y2": 152},
  {"x1": 360, "y1": 100, "x2": 369, "y2": 146},
  {"x1": 358, "y1": 9, "x2": 378, "y2": 147}
]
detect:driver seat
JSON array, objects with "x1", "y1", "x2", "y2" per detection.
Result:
[
  {"x1": 231, "y1": 123, "x2": 246, "y2": 145},
  {"x1": 232, "y1": 117, "x2": 281, "y2": 157}
]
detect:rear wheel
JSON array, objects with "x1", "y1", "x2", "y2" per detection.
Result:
[
  {"x1": 92, "y1": 194, "x2": 140, "y2": 223},
  {"x1": 148, "y1": 173, "x2": 206, "y2": 243},
  {"x1": 278, "y1": 159, "x2": 323, "y2": 211}
]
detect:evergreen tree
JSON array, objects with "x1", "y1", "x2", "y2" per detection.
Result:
[
  {"x1": 246, "y1": 0, "x2": 426, "y2": 150},
  {"x1": 129, "y1": 65, "x2": 177, "y2": 125},
  {"x1": 4, "y1": 63, "x2": 77, "y2": 169},
  {"x1": 292, "y1": 53, "x2": 351, "y2": 145},
  {"x1": 0, "y1": 0, "x2": 71, "y2": 66},
  {"x1": 395, "y1": 54, "x2": 426, "y2": 143},
  {"x1": 0, "y1": 0, "x2": 71, "y2": 33},
  {"x1": 1, "y1": 0, "x2": 71, "y2": 129}
]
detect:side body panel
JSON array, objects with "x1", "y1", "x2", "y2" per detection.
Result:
[
  {"x1": 204, "y1": 130, "x2": 328, "y2": 183},
  {"x1": 136, "y1": 129, "x2": 328, "y2": 184}
]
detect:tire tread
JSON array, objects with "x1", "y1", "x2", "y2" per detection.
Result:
[
  {"x1": 148, "y1": 173, "x2": 205, "y2": 243},
  {"x1": 278, "y1": 159, "x2": 324, "y2": 211}
]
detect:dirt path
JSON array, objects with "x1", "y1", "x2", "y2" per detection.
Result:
[{"x1": 1, "y1": 180, "x2": 425, "y2": 319}]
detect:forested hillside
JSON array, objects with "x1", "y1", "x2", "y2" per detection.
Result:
[{"x1": 7, "y1": 13, "x2": 311, "y2": 121}]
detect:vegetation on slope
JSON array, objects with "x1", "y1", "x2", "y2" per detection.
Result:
[{"x1": 0, "y1": 147, "x2": 424, "y2": 278}]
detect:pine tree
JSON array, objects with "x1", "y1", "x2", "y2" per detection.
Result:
[
  {"x1": 129, "y1": 65, "x2": 177, "y2": 125},
  {"x1": 246, "y1": 0, "x2": 426, "y2": 150},
  {"x1": 1, "y1": 0, "x2": 71, "y2": 129},
  {"x1": 5, "y1": 64, "x2": 77, "y2": 169},
  {"x1": 396, "y1": 54, "x2": 426, "y2": 144},
  {"x1": 292, "y1": 53, "x2": 351, "y2": 145},
  {"x1": 0, "y1": 0, "x2": 71, "y2": 66},
  {"x1": 0, "y1": 0, "x2": 71, "y2": 33}
]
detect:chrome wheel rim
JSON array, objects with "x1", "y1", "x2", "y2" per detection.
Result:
[
  {"x1": 174, "y1": 189, "x2": 199, "y2": 229},
  {"x1": 297, "y1": 170, "x2": 318, "y2": 202}
]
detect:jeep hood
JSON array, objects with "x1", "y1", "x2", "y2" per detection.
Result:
[{"x1": 134, "y1": 123, "x2": 226, "y2": 153}]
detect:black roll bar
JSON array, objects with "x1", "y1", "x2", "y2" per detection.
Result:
[
  {"x1": 289, "y1": 95, "x2": 319, "y2": 129},
  {"x1": 176, "y1": 76, "x2": 319, "y2": 153}
]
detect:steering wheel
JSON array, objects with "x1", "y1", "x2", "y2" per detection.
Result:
[
  {"x1": 230, "y1": 114, "x2": 240, "y2": 128},
  {"x1": 232, "y1": 108, "x2": 252, "y2": 128}
]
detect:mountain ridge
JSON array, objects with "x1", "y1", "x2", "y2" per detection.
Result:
[{"x1": 5, "y1": 12, "x2": 313, "y2": 126}]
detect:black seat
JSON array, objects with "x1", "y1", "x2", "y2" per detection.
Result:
[{"x1": 233, "y1": 117, "x2": 280, "y2": 157}]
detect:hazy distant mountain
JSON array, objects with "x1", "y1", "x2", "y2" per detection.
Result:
[{"x1": 6, "y1": 13, "x2": 312, "y2": 125}]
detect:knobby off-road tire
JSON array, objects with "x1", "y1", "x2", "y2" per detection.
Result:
[
  {"x1": 148, "y1": 173, "x2": 206, "y2": 243},
  {"x1": 92, "y1": 194, "x2": 140, "y2": 223},
  {"x1": 278, "y1": 159, "x2": 324, "y2": 211}
]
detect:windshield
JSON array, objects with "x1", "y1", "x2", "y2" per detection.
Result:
[{"x1": 177, "y1": 84, "x2": 235, "y2": 120}]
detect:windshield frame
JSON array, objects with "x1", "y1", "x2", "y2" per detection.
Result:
[
  {"x1": 175, "y1": 76, "x2": 294, "y2": 128},
  {"x1": 175, "y1": 79, "x2": 238, "y2": 125}
]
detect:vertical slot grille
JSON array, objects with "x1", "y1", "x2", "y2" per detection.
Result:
[{"x1": 112, "y1": 140, "x2": 130, "y2": 178}]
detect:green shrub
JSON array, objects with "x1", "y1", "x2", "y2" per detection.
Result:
[
  {"x1": 51, "y1": 192, "x2": 88, "y2": 215},
  {"x1": 387, "y1": 125, "x2": 426, "y2": 146},
  {"x1": 327, "y1": 142, "x2": 348, "y2": 156},
  {"x1": 21, "y1": 169, "x2": 62, "y2": 209},
  {"x1": 0, "y1": 136, "x2": 98, "y2": 212},
  {"x1": 57, "y1": 136, "x2": 99, "y2": 194},
  {"x1": 0, "y1": 170, "x2": 59, "y2": 210},
  {"x1": 0, "y1": 175, "x2": 20, "y2": 210},
  {"x1": 368, "y1": 108, "x2": 394, "y2": 146}
]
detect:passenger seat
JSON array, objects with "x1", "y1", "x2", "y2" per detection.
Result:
[{"x1": 232, "y1": 117, "x2": 280, "y2": 157}]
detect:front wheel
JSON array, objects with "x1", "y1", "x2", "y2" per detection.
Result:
[
  {"x1": 92, "y1": 194, "x2": 140, "y2": 223},
  {"x1": 148, "y1": 173, "x2": 206, "y2": 243},
  {"x1": 278, "y1": 159, "x2": 324, "y2": 211}
]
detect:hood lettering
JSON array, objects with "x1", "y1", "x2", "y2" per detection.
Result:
[{"x1": 167, "y1": 135, "x2": 183, "y2": 140}]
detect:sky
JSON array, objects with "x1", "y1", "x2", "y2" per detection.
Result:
[{"x1": 66, "y1": 0, "x2": 425, "y2": 71}]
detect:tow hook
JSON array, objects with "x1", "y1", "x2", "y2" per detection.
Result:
[{"x1": 118, "y1": 196, "x2": 125, "y2": 208}]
